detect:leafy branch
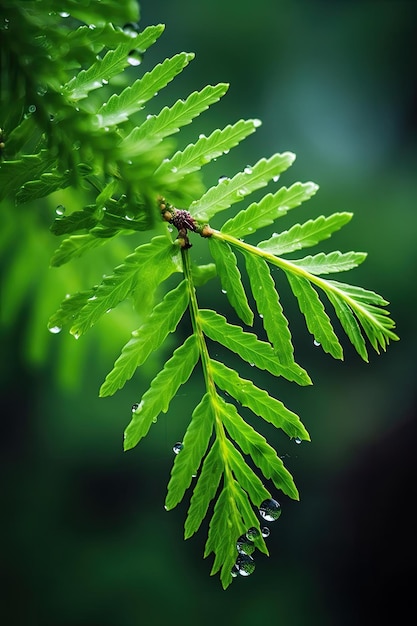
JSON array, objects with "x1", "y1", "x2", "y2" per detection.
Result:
[{"x1": 0, "y1": 0, "x2": 398, "y2": 589}]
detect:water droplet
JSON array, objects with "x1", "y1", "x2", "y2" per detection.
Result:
[
  {"x1": 223, "y1": 149, "x2": 230, "y2": 155},
  {"x1": 173, "y1": 442, "x2": 184, "y2": 455},
  {"x1": 123, "y1": 22, "x2": 140, "y2": 37},
  {"x1": 259, "y1": 314, "x2": 264, "y2": 319},
  {"x1": 28, "y1": 104, "x2": 36, "y2": 113},
  {"x1": 261, "y1": 526, "x2": 270, "y2": 538},
  {"x1": 198, "y1": 133, "x2": 206, "y2": 139},
  {"x1": 89, "y1": 24, "x2": 96, "y2": 30},
  {"x1": 170, "y1": 166, "x2": 178, "y2": 173},
  {"x1": 231, "y1": 565, "x2": 239, "y2": 578},
  {"x1": 146, "y1": 114, "x2": 154, "y2": 120},
  {"x1": 131, "y1": 403, "x2": 140, "y2": 412},
  {"x1": 49, "y1": 325, "x2": 61, "y2": 334},
  {"x1": 244, "y1": 165, "x2": 253, "y2": 174},
  {"x1": 218, "y1": 175, "x2": 230, "y2": 184},
  {"x1": 237, "y1": 188, "x2": 247, "y2": 197},
  {"x1": 55, "y1": 205, "x2": 65, "y2": 216},
  {"x1": 37, "y1": 85, "x2": 47, "y2": 96},
  {"x1": 102, "y1": 78, "x2": 109, "y2": 85},
  {"x1": 235, "y1": 554, "x2": 255, "y2": 577},
  {"x1": 125, "y1": 212, "x2": 135, "y2": 221},
  {"x1": 273, "y1": 175, "x2": 280, "y2": 182},
  {"x1": 127, "y1": 50, "x2": 142, "y2": 66},
  {"x1": 249, "y1": 363, "x2": 255, "y2": 367},
  {"x1": 221, "y1": 289, "x2": 227, "y2": 294},
  {"x1": 236, "y1": 535, "x2": 255, "y2": 555},
  {"x1": 152, "y1": 416, "x2": 158, "y2": 423},
  {"x1": 246, "y1": 527, "x2": 260, "y2": 541},
  {"x1": 313, "y1": 339, "x2": 321, "y2": 347},
  {"x1": 259, "y1": 498, "x2": 281, "y2": 522},
  {"x1": 59, "y1": 11, "x2": 70, "y2": 18},
  {"x1": 253, "y1": 119, "x2": 262, "y2": 128},
  {"x1": 294, "y1": 437, "x2": 302, "y2": 445}
]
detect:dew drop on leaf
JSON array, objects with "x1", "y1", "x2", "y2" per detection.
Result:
[
  {"x1": 273, "y1": 175, "x2": 280, "y2": 182},
  {"x1": 261, "y1": 526, "x2": 270, "y2": 538},
  {"x1": 28, "y1": 104, "x2": 36, "y2": 113},
  {"x1": 131, "y1": 403, "x2": 140, "y2": 412},
  {"x1": 172, "y1": 442, "x2": 184, "y2": 455},
  {"x1": 259, "y1": 498, "x2": 282, "y2": 522},
  {"x1": 55, "y1": 204, "x2": 65, "y2": 216},
  {"x1": 313, "y1": 339, "x2": 321, "y2": 347},
  {"x1": 231, "y1": 565, "x2": 239, "y2": 578},
  {"x1": 218, "y1": 175, "x2": 230, "y2": 184},
  {"x1": 294, "y1": 437, "x2": 302, "y2": 444},
  {"x1": 235, "y1": 554, "x2": 255, "y2": 577},
  {"x1": 123, "y1": 22, "x2": 140, "y2": 37},
  {"x1": 236, "y1": 534, "x2": 255, "y2": 555},
  {"x1": 127, "y1": 50, "x2": 142, "y2": 66},
  {"x1": 244, "y1": 165, "x2": 253, "y2": 174},
  {"x1": 246, "y1": 527, "x2": 260, "y2": 541},
  {"x1": 48, "y1": 325, "x2": 61, "y2": 334},
  {"x1": 59, "y1": 11, "x2": 70, "y2": 18}
]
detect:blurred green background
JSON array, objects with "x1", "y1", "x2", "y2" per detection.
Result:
[{"x1": 1, "y1": 1, "x2": 416, "y2": 624}]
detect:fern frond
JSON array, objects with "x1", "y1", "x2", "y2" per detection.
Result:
[
  {"x1": 290, "y1": 250, "x2": 367, "y2": 274},
  {"x1": 208, "y1": 238, "x2": 253, "y2": 326},
  {"x1": 221, "y1": 181, "x2": 319, "y2": 238},
  {"x1": 63, "y1": 25, "x2": 164, "y2": 101},
  {"x1": 124, "y1": 335, "x2": 199, "y2": 450},
  {"x1": 69, "y1": 236, "x2": 182, "y2": 338},
  {"x1": 199, "y1": 309, "x2": 311, "y2": 385},
  {"x1": 96, "y1": 52, "x2": 194, "y2": 128},
  {"x1": 121, "y1": 83, "x2": 229, "y2": 157},
  {"x1": 99, "y1": 279, "x2": 189, "y2": 397},
  {"x1": 191, "y1": 152, "x2": 295, "y2": 223},
  {"x1": 258, "y1": 212, "x2": 353, "y2": 255},
  {"x1": 155, "y1": 118, "x2": 259, "y2": 179}
]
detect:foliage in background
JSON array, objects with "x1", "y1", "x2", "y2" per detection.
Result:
[{"x1": 0, "y1": 0, "x2": 398, "y2": 588}]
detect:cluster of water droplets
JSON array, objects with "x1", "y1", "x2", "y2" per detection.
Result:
[{"x1": 231, "y1": 498, "x2": 281, "y2": 580}]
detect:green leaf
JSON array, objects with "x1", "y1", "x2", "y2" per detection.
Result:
[
  {"x1": 121, "y1": 83, "x2": 229, "y2": 157},
  {"x1": 16, "y1": 163, "x2": 93, "y2": 204},
  {"x1": 0, "y1": 151, "x2": 56, "y2": 201},
  {"x1": 219, "y1": 398, "x2": 300, "y2": 499},
  {"x1": 96, "y1": 52, "x2": 195, "y2": 127},
  {"x1": 155, "y1": 119, "x2": 259, "y2": 179},
  {"x1": 69, "y1": 236, "x2": 182, "y2": 338},
  {"x1": 242, "y1": 252, "x2": 294, "y2": 364},
  {"x1": 325, "y1": 290, "x2": 368, "y2": 361},
  {"x1": 123, "y1": 335, "x2": 199, "y2": 450},
  {"x1": 290, "y1": 250, "x2": 367, "y2": 274},
  {"x1": 165, "y1": 393, "x2": 215, "y2": 510},
  {"x1": 63, "y1": 25, "x2": 164, "y2": 101},
  {"x1": 221, "y1": 181, "x2": 319, "y2": 238},
  {"x1": 199, "y1": 309, "x2": 311, "y2": 385},
  {"x1": 258, "y1": 212, "x2": 353, "y2": 255},
  {"x1": 99, "y1": 279, "x2": 189, "y2": 397},
  {"x1": 204, "y1": 485, "x2": 241, "y2": 588},
  {"x1": 326, "y1": 280, "x2": 399, "y2": 352},
  {"x1": 208, "y1": 238, "x2": 253, "y2": 326},
  {"x1": 184, "y1": 439, "x2": 223, "y2": 539},
  {"x1": 211, "y1": 359, "x2": 310, "y2": 441},
  {"x1": 50, "y1": 233, "x2": 110, "y2": 266},
  {"x1": 191, "y1": 152, "x2": 295, "y2": 223},
  {"x1": 224, "y1": 438, "x2": 270, "y2": 506},
  {"x1": 285, "y1": 272, "x2": 343, "y2": 359}
]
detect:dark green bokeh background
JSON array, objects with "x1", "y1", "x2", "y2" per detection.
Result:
[{"x1": 1, "y1": 1, "x2": 416, "y2": 624}]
